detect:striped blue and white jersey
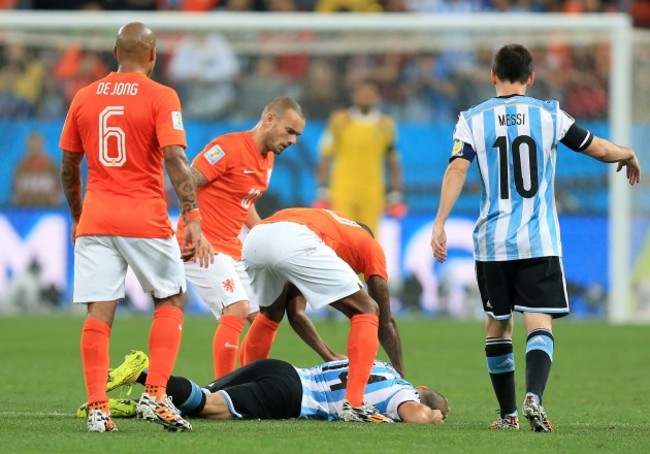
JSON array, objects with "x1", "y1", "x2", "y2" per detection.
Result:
[
  {"x1": 294, "y1": 359, "x2": 419, "y2": 421},
  {"x1": 452, "y1": 95, "x2": 576, "y2": 261}
]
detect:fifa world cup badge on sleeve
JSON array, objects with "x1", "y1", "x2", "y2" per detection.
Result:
[
  {"x1": 451, "y1": 140, "x2": 464, "y2": 157},
  {"x1": 204, "y1": 145, "x2": 226, "y2": 165},
  {"x1": 171, "y1": 111, "x2": 184, "y2": 131}
]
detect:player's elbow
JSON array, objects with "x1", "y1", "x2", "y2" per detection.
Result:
[{"x1": 404, "y1": 406, "x2": 436, "y2": 424}]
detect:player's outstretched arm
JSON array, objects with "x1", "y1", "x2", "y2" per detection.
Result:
[
  {"x1": 366, "y1": 275, "x2": 405, "y2": 377},
  {"x1": 164, "y1": 145, "x2": 213, "y2": 268},
  {"x1": 60, "y1": 150, "x2": 84, "y2": 243},
  {"x1": 583, "y1": 136, "x2": 641, "y2": 185},
  {"x1": 286, "y1": 285, "x2": 345, "y2": 362}
]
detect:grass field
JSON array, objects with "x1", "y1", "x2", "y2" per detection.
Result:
[{"x1": 1, "y1": 315, "x2": 648, "y2": 453}]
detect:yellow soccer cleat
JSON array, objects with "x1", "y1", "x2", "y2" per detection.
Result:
[
  {"x1": 77, "y1": 398, "x2": 137, "y2": 419},
  {"x1": 107, "y1": 350, "x2": 149, "y2": 394}
]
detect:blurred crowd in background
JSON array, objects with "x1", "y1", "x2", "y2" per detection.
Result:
[
  {"x1": 0, "y1": 0, "x2": 648, "y2": 17},
  {"x1": 1, "y1": 1, "x2": 650, "y2": 124}
]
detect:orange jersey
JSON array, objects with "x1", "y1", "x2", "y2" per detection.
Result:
[
  {"x1": 262, "y1": 208, "x2": 388, "y2": 281},
  {"x1": 59, "y1": 71, "x2": 187, "y2": 238},
  {"x1": 176, "y1": 131, "x2": 274, "y2": 260}
]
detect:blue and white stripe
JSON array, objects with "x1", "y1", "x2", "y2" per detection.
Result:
[
  {"x1": 453, "y1": 96, "x2": 574, "y2": 261},
  {"x1": 295, "y1": 359, "x2": 419, "y2": 421}
]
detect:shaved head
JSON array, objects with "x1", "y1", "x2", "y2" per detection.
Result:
[
  {"x1": 262, "y1": 96, "x2": 304, "y2": 120},
  {"x1": 114, "y1": 22, "x2": 157, "y2": 73}
]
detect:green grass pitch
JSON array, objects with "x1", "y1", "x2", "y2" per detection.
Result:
[{"x1": 1, "y1": 315, "x2": 648, "y2": 453}]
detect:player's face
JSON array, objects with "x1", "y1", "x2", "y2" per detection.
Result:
[
  {"x1": 353, "y1": 83, "x2": 380, "y2": 110},
  {"x1": 266, "y1": 110, "x2": 305, "y2": 155}
]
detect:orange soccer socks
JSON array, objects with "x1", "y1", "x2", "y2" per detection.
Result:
[
  {"x1": 145, "y1": 305, "x2": 184, "y2": 400},
  {"x1": 213, "y1": 315, "x2": 246, "y2": 379},
  {"x1": 81, "y1": 316, "x2": 112, "y2": 406},
  {"x1": 345, "y1": 314, "x2": 379, "y2": 407},
  {"x1": 239, "y1": 312, "x2": 280, "y2": 366}
]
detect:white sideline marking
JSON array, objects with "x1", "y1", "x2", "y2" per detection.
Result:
[{"x1": 1, "y1": 411, "x2": 71, "y2": 417}]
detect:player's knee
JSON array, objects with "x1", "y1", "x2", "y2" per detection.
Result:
[
  {"x1": 154, "y1": 292, "x2": 185, "y2": 309},
  {"x1": 222, "y1": 300, "x2": 250, "y2": 319}
]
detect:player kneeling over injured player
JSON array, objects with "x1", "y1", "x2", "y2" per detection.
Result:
[{"x1": 79, "y1": 351, "x2": 449, "y2": 424}]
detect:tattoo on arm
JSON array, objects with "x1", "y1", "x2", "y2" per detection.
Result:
[
  {"x1": 165, "y1": 154, "x2": 198, "y2": 215},
  {"x1": 61, "y1": 151, "x2": 84, "y2": 220},
  {"x1": 191, "y1": 166, "x2": 208, "y2": 188}
]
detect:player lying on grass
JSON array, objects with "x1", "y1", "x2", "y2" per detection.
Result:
[{"x1": 78, "y1": 351, "x2": 449, "y2": 424}]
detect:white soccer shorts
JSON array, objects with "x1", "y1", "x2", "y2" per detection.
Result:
[
  {"x1": 242, "y1": 222, "x2": 362, "y2": 310},
  {"x1": 73, "y1": 235, "x2": 186, "y2": 303},
  {"x1": 184, "y1": 253, "x2": 258, "y2": 320}
]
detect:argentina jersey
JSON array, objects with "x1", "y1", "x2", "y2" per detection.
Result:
[
  {"x1": 295, "y1": 359, "x2": 419, "y2": 421},
  {"x1": 452, "y1": 95, "x2": 576, "y2": 261}
]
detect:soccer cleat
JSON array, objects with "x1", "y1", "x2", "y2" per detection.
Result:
[
  {"x1": 107, "y1": 350, "x2": 149, "y2": 394},
  {"x1": 490, "y1": 415, "x2": 520, "y2": 430},
  {"x1": 77, "y1": 398, "x2": 137, "y2": 419},
  {"x1": 338, "y1": 399, "x2": 394, "y2": 423},
  {"x1": 523, "y1": 395, "x2": 555, "y2": 432},
  {"x1": 86, "y1": 408, "x2": 118, "y2": 433},
  {"x1": 137, "y1": 392, "x2": 192, "y2": 432}
]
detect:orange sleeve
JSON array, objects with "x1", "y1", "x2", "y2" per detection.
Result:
[
  {"x1": 361, "y1": 238, "x2": 388, "y2": 281},
  {"x1": 192, "y1": 138, "x2": 232, "y2": 184},
  {"x1": 153, "y1": 86, "x2": 187, "y2": 149},
  {"x1": 59, "y1": 90, "x2": 84, "y2": 153}
]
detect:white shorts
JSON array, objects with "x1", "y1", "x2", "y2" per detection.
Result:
[
  {"x1": 184, "y1": 253, "x2": 258, "y2": 320},
  {"x1": 242, "y1": 222, "x2": 362, "y2": 310},
  {"x1": 73, "y1": 235, "x2": 186, "y2": 303}
]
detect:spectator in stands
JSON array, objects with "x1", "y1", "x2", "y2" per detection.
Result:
[
  {"x1": 0, "y1": 43, "x2": 43, "y2": 117},
  {"x1": 54, "y1": 47, "x2": 109, "y2": 103},
  {"x1": 563, "y1": 45, "x2": 609, "y2": 119},
  {"x1": 400, "y1": 51, "x2": 458, "y2": 123},
  {"x1": 167, "y1": 32, "x2": 240, "y2": 120},
  {"x1": 235, "y1": 56, "x2": 300, "y2": 119},
  {"x1": 12, "y1": 131, "x2": 61, "y2": 207},
  {"x1": 561, "y1": 0, "x2": 619, "y2": 13},
  {"x1": 316, "y1": 0, "x2": 383, "y2": 12},
  {"x1": 631, "y1": 0, "x2": 650, "y2": 28},
  {"x1": 299, "y1": 57, "x2": 346, "y2": 119},
  {"x1": 405, "y1": 0, "x2": 481, "y2": 13}
]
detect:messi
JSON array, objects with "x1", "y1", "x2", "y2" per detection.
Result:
[{"x1": 498, "y1": 113, "x2": 526, "y2": 126}]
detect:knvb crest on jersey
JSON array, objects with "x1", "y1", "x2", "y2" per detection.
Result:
[
  {"x1": 204, "y1": 145, "x2": 226, "y2": 165},
  {"x1": 222, "y1": 278, "x2": 235, "y2": 293}
]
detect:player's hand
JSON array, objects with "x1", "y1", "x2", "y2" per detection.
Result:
[
  {"x1": 431, "y1": 222, "x2": 447, "y2": 263},
  {"x1": 311, "y1": 199, "x2": 330, "y2": 209},
  {"x1": 385, "y1": 191, "x2": 407, "y2": 218},
  {"x1": 430, "y1": 409, "x2": 445, "y2": 423},
  {"x1": 183, "y1": 221, "x2": 214, "y2": 268},
  {"x1": 312, "y1": 186, "x2": 330, "y2": 209},
  {"x1": 617, "y1": 154, "x2": 641, "y2": 186},
  {"x1": 70, "y1": 219, "x2": 78, "y2": 245},
  {"x1": 386, "y1": 202, "x2": 408, "y2": 218}
]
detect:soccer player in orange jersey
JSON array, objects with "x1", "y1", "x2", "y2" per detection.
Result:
[
  {"x1": 175, "y1": 96, "x2": 306, "y2": 380},
  {"x1": 240, "y1": 207, "x2": 403, "y2": 423},
  {"x1": 59, "y1": 22, "x2": 212, "y2": 433}
]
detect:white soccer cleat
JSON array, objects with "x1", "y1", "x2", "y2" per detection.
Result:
[
  {"x1": 86, "y1": 408, "x2": 118, "y2": 432},
  {"x1": 523, "y1": 395, "x2": 555, "y2": 432},
  {"x1": 338, "y1": 399, "x2": 394, "y2": 423},
  {"x1": 137, "y1": 392, "x2": 192, "y2": 432}
]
